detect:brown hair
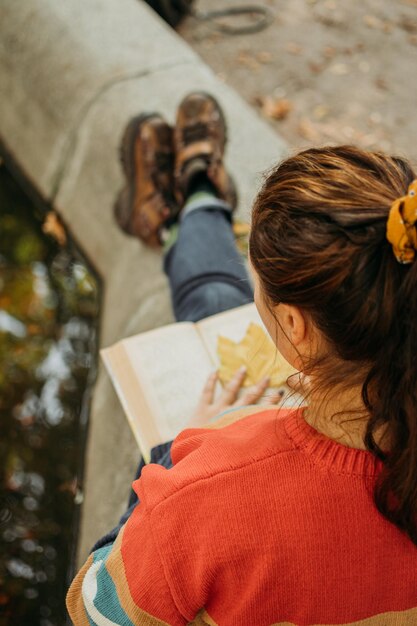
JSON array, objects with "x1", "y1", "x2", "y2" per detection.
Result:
[{"x1": 249, "y1": 145, "x2": 417, "y2": 545}]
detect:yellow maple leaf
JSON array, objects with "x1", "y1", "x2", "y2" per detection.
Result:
[{"x1": 217, "y1": 322, "x2": 296, "y2": 387}]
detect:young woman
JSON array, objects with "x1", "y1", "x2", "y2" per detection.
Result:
[{"x1": 67, "y1": 93, "x2": 417, "y2": 625}]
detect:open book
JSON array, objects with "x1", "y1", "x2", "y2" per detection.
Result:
[{"x1": 101, "y1": 303, "x2": 298, "y2": 463}]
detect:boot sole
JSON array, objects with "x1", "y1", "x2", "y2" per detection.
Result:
[
  {"x1": 195, "y1": 93, "x2": 238, "y2": 209},
  {"x1": 114, "y1": 112, "x2": 160, "y2": 236},
  {"x1": 177, "y1": 90, "x2": 228, "y2": 146}
]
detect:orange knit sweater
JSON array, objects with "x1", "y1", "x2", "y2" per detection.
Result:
[{"x1": 67, "y1": 407, "x2": 417, "y2": 625}]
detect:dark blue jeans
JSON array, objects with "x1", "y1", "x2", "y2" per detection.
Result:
[
  {"x1": 164, "y1": 198, "x2": 254, "y2": 321},
  {"x1": 93, "y1": 201, "x2": 253, "y2": 550}
]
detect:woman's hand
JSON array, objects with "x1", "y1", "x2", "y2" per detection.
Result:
[{"x1": 186, "y1": 366, "x2": 283, "y2": 428}]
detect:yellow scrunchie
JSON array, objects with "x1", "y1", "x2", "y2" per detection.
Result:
[{"x1": 386, "y1": 179, "x2": 417, "y2": 264}]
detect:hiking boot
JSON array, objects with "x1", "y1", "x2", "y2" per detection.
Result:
[
  {"x1": 114, "y1": 113, "x2": 178, "y2": 248},
  {"x1": 174, "y1": 92, "x2": 237, "y2": 209}
]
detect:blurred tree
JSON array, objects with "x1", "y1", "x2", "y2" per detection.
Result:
[{"x1": 0, "y1": 165, "x2": 100, "y2": 626}]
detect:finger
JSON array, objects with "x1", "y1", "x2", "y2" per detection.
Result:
[
  {"x1": 265, "y1": 389, "x2": 284, "y2": 405},
  {"x1": 236, "y1": 376, "x2": 270, "y2": 406},
  {"x1": 221, "y1": 366, "x2": 247, "y2": 404},
  {"x1": 201, "y1": 371, "x2": 218, "y2": 403}
]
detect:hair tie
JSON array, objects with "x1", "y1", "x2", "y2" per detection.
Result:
[{"x1": 386, "y1": 179, "x2": 417, "y2": 264}]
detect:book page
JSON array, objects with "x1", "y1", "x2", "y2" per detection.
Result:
[{"x1": 117, "y1": 322, "x2": 215, "y2": 449}]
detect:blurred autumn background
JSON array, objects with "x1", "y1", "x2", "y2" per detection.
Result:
[
  {"x1": 180, "y1": 0, "x2": 417, "y2": 162},
  {"x1": 0, "y1": 167, "x2": 99, "y2": 624}
]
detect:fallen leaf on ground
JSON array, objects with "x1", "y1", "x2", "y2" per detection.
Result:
[
  {"x1": 232, "y1": 221, "x2": 251, "y2": 237},
  {"x1": 232, "y1": 220, "x2": 250, "y2": 256},
  {"x1": 363, "y1": 14, "x2": 384, "y2": 29},
  {"x1": 375, "y1": 76, "x2": 388, "y2": 90},
  {"x1": 42, "y1": 212, "x2": 67, "y2": 246},
  {"x1": 297, "y1": 117, "x2": 322, "y2": 142},
  {"x1": 259, "y1": 96, "x2": 293, "y2": 120},
  {"x1": 257, "y1": 51, "x2": 273, "y2": 64},
  {"x1": 236, "y1": 49, "x2": 259, "y2": 71},
  {"x1": 285, "y1": 42, "x2": 303, "y2": 55},
  {"x1": 363, "y1": 15, "x2": 394, "y2": 33},
  {"x1": 322, "y1": 46, "x2": 337, "y2": 59},
  {"x1": 398, "y1": 14, "x2": 417, "y2": 33},
  {"x1": 308, "y1": 61, "x2": 324, "y2": 74}
]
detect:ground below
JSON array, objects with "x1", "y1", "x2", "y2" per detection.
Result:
[{"x1": 179, "y1": 0, "x2": 417, "y2": 164}]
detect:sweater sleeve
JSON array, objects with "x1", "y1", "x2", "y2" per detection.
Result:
[
  {"x1": 66, "y1": 499, "x2": 187, "y2": 626},
  {"x1": 66, "y1": 406, "x2": 275, "y2": 625}
]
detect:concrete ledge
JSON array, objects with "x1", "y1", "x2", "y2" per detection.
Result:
[
  {"x1": 0, "y1": 0, "x2": 288, "y2": 562},
  {"x1": 0, "y1": 0, "x2": 197, "y2": 196}
]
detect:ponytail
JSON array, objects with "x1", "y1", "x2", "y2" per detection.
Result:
[{"x1": 363, "y1": 260, "x2": 417, "y2": 544}]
